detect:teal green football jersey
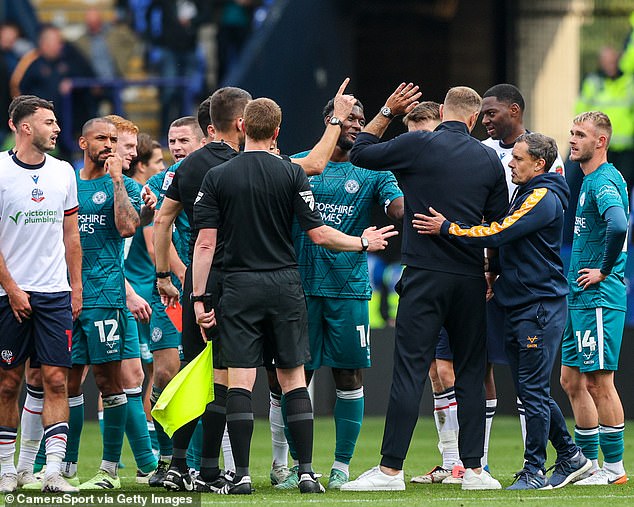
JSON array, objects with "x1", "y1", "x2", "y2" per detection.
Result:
[
  {"x1": 568, "y1": 162, "x2": 629, "y2": 310},
  {"x1": 124, "y1": 180, "x2": 153, "y2": 302},
  {"x1": 78, "y1": 173, "x2": 142, "y2": 308},
  {"x1": 292, "y1": 153, "x2": 403, "y2": 299},
  {"x1": 147, "y1": 163, "x2": 190, "y2": 306}
]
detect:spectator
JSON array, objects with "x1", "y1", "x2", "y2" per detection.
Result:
[
  {"x1": 0, "y1": 22, "x2": 34, "y2": 75},
  {"x1": 10, "y1": 24, "x2": 98, "y2": 157},
  {"x1": 575, "y1": 45, "x2": 634, "y2": 190},
  {"x1": 74, "y1": 8, "x2": 138, "y2": 80},
  {"x1": 215, "y1": 0, "x2": 259, "y2": 83},
  {"x1": 145, "y1": 0, "x2": 210, "y2": 138}
]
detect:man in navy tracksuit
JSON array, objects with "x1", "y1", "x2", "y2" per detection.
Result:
[{"x1": 415, "y1": 132, "x2": 591, "y2": 490}]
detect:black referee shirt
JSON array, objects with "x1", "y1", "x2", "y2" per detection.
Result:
[
  {"x1": 165, "y1": 141, "x2": 237, "y2": 264},
  {"x1": 350, "y1": 121, "x2": 509, "y2": 277},
  {"x1": 194, "y1": 150, "x2": 324, "y2": 272}
]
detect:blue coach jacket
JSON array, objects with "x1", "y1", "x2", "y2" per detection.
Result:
[{"x1": 440, "y1": 172, "x2": 571, "y2": 307}]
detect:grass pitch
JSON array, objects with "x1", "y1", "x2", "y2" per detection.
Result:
[
  {"x1": 63, "y1": 415, "x2": 634, "y2": 506},
  {"x1": 3, "y1": 416, "x2": 633, "y2": 505}
]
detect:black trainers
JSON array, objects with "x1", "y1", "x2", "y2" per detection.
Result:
[
  {"x1": 163, "y1": 469, "x2": 193, "y2": 491},
  {"x1": 298, "y1": 473, "x2": 325, "y2": 494},
  {"x1": 193, "y1": 473, "x2": 229, "y2": 493},
  {"x1": 217, "y1": 475, "x2": 252, "y2": 495},
  {"x1": 149, "y1": 460, "x2": 169, "y2": 488}
]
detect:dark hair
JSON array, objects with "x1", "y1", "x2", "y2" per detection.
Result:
[
  {"x1": 515, "y1": 132, "x2": 558, "y2": 170},
  {"x1": 483, "y1": 84, "x2": 525, "y2": 112},
  {"x1": 8, "y1": 95, "x2": 40, "y2": 120},
  {"x1": 197, "y1": 96, "x2": 212, "y2": 133},
  {"x1": 243, "y1": 98, "x2": 281, "y2": 141},
  {"x1": 11, "y1": 97, "x2": 55, "y2": 125},
  {"x1": 81, "y1": 117, "x2": 115, "y2": 136},
  {"x1": 323, "y1": 97, "x2": 363, "y2": 119},
  {"x1": 210, "y1": 87, "x2": 252, "y2": 132}
]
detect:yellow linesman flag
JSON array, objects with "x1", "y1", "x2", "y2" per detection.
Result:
[{"x1": 151, "y1": 341, "x2": 214, "y2": 437}]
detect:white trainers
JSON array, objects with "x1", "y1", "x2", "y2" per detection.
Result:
[
  {"x1": 574, "y1": 468, "x2": 628, "y2": 486},
  {"x1": 461, "y1": 468, "x2": 502, "y2": 490},
  {"x1": 340, "y1": 466, "x2": 405, "y2": 491},
  {"x1": 0, "y1": 473, "x2": 18, "y2": 493},
  {"x1": 42, "y1": 472, "x2": 80, "y2": 493},
  {"x1": 17, "y1": 470, "x2": 39, "y2": 487}
]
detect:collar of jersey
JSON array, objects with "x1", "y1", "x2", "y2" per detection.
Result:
[{"x1": 12, "y1": 153, "x2": 45, "y2": 170}]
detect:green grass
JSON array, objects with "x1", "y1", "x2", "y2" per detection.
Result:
[
  {"x1": 4, "y1": 416, "x2": 634, "y2": 505},
  {"x1": 69, "y1": 415, "x2": 634, "y2": 505}
]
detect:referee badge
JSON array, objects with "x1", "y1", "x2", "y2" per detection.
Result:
[{"x1": 299, "y1": 190, "x2": 315, "y2": 210}]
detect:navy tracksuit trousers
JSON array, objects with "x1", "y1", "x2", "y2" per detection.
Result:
[{"x1": 503, "y1": 296, "x2": 579, "y2": 473}]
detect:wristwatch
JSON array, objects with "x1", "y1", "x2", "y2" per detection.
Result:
[
  {"x1": 361, "y1": 237, "x2": 369, "y2": 251},
  {"x1": 191, "y1": 293, "x2": 213, "y2": 303},
  {"x1": 156, "y1": 271, "x2": 171, "y2": 279},
  {"x1": 380, "y1": 106, "x2": 394, "y2": 119},
  {"x1": 329, "y1": 116, "x2": 343, "y2": 128}
]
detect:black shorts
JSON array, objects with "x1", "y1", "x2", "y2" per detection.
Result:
[
  {"x1": 182, "y1": 265, "x2": 225, "y2": 368},
  {"x1": 0, "y1": 292, "x2": 72, "y2": 369},
  {"x1": 219, "y1": 269, "x2": 310, "y2": 369}
]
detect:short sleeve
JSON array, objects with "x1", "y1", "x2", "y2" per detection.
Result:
[
  {"x1": 374, "y1": 171, "x2": 403, "y2": 210},
  {"x1": 64, "y1": 162, "x2": 79, "y2": 214},
  {"x1": 194, "y1": 171, "x2": 220, "y2": 230},
  {"x1": 165, "y1": 167, "x2": 182, "y2": 202},
  {"x1": 292, "y1": 164, "x2": 324, "y2": 231},
  {"x1": 124, "y1": 176, "x2": 142, "y2": 213}
]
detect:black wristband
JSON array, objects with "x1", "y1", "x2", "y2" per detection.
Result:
[
  {"x1": 191, "y1": 293, "x2": 213, "y2": 303},
  {"x1": 156, "y1": 271, "x2": 171, "y2": 279}
]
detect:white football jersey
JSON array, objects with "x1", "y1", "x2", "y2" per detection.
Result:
[
  {"x1": 0, "y1": 153, "x2": 78, "y2": 294},
  {"x1": 482, "y1": 137, "x2": 565, "y2": 200}
]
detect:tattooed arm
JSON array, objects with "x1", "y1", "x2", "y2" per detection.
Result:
[{"x1": 106, "y1": 154, "x2": 140, "y2": 237}]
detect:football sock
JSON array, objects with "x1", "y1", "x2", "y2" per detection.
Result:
[
  {"x1": 600, "y1": 424, "x2": 625, "y2": 474},
  {"x1": 226, "y1": 388, "x2": 254, "y2": 480},
  {"x1": 102, "y1": 393, "x2": 128, "y2": 464},
  {"x1": 285, "y1": 387, "x2": 314, "y2": 476},
  {"x1": 200, "y1": 383, "x2": 227, "y2": 481},
  {"x1": 482, "y1": 398, "x2": 497, "y2": 468},
  {"x1": 333, "y1": 387, "x2": 364, "y2": 467},
  {"x1": 44, "y1": 422, "x2": 69, "y2": 477},
  {"x1": 269, "y1": 392, "x2": 288, "y2": 466},
  {"x1": 150, "y1": 385, "x2": 173, "y2": 458},
  {"x1": 0, "y1": 426, "x2": 18, "y2": 475},
  {"x1": 17, "y1": 384, "x2": 44, "y2": 473},
  {"x1": 63, "y1": 394, "x2": 84, "y2": 465},
  {"x1": 124, "y1": 386, "x2": 156, "y2": 473}
]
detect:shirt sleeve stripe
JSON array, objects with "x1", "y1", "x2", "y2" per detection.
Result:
[
  {"x1": 448, "y1": 188, "x2": 548, "y2": 238},
  {"x1": 64, "y1": 206, "x2": 79, "y2": 216}
]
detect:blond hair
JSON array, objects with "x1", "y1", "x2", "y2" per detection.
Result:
[
  {"x1": 443, "y1": 86, "x2": 482, "y2": 118},
  {"x1": 573, "y1": 111, "x2": 612, "y2": 145}
]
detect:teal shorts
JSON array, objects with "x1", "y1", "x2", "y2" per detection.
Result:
[
  {"x1": 72, "y1": 308, "x2": 127, "y2": 365},
  {"x1": 122, "y1": 310, "x2": 142, "y2": 360},
  {"x1": 561, "y1": 307, "x2": 625, "y2": 372},
  {"x1": 305, "y1": 296, "x2": 370, "y2": 371},
  {"x1": 149, "y1": 300, "x2": 183, "y2": 355}
]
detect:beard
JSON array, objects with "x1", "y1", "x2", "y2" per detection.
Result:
[{"x1": 337, "y1": 136, "x2": 354, "y2": 152}]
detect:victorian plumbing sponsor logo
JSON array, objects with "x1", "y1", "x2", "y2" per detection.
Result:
[{"x1": 9, "y1": 209, "x2": 59, "y2": 225}]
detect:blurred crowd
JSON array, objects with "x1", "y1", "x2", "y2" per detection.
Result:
[{"x1": 1, "y1": 0, "x2": 274, "y2": 155}]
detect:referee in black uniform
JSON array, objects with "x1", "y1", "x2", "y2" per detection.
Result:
[
  {"x1": 192, "y1": 98, "x2": 397, "y2": 494},
  {"x1": 343, "y1": 85, "x2": 509, "y2": 491},
  {"x1": 154, "y1": 86, "x2": 252, "y2": 491}
]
